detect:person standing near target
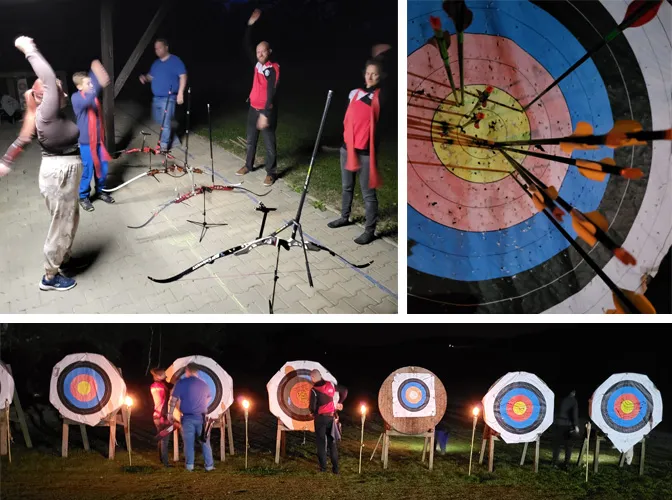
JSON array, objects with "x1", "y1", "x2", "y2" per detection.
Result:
[
  {"x1": 551, "y1": 389, "x2": 579, "y2": 468},
  {"x1": 309, "y1": 369, "x2": 347, "y2": 474},
  {"x1": 149, "y1": 368, "x2": 172, "y2": 467},
  {"x1": 236, "y1": 8, "x2": 280, "y2": 187},
  {"x1": 327, "y1": 43, "x2": 391, "y2": 245},
  {"x1": 167, "y1": 364, "x2": 215, "y2": 472}
]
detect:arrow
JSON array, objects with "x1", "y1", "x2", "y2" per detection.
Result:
[
  {"x1": 508, "y1": 171, "x2": 641, "y2": 314},
  {"x1": 500, "y1": 149, "x2": 637, "y2": 266},
  {"x1": 489, "y1": 120, "x2": 671, "y2": 150},
  {"x1": 523, "y1": 0, "x2": 664, "y2": 110},
  {"x1": 429, "y1": 16, "x2": 459, "y2": 101},
  {"x1": 443, "y1": 0, "x2": 474, "y2": 105},
  {"x1": 606, "y1": 288, "x2": 656, "y2": 313}
]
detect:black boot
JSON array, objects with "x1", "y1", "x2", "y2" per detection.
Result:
[
  {"x1": 327, "y1": 217, "x2": 352, "y2": 229},
  {"x1": 354, "y1": 231, "x2": 376, "y2": 245}
]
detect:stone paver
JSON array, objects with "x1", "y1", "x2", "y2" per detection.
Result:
[{"x1": 0, "y1": 102, "x2": 397, "y2": 314}]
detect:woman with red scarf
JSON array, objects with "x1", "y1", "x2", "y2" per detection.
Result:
[
  {"x1": 71, "y1": 63, "x2": 114, "y2": 212},
  {"x1": 327, "y1": 44, "x2": 390, "y2": 245}
]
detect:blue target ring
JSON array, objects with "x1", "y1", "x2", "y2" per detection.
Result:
[
  {"x1": 602, "y1": 381, "x2": 652, "y2": 433},
  {"x1": 56, "y1": 362, "x2": 112, "y2": 415},
  {"x1": 407, "y1": 0, "x2": 649, "y2": 313},
  {"x1": 398, "y1": 379, "x2": 430, "y2": 411},
  {"x1": 493, "y1": 382, "x2": 546, "y2": 434}
]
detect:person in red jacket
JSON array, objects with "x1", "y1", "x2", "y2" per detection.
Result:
[
  {"x1": 327, "y1": 44, "x2": 391, "y2": 245},
  {"x1": 150, "y1": 368, "x2": 173, "y2": 467},
  {"x1": 236, "y1": 8, "x2": 280, "y2": 187},
  {"x1": 309, "y1": 369, "x2": 347, "y2": 474}
]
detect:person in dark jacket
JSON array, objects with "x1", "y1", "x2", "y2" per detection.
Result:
[
  {"x1": 552, "y1": 389, "x2": 579, "y2": 467},
  {"x1": 309, "y1": 369, "x2": 347, "y2": 474},
  {"x1": 149, "y1": 368, "x2": 172, "y2": 466}
]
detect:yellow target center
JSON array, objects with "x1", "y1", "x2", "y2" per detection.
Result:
[
  {"x1": 77, "y1": 381, "x2": 91, "y2": 395},
  {"x1": 431, "y1": 85, "x2": 530, "y2": 183},
  {"x1": 620, "y1": 399, "x2": 635, "y2": 414},
  {"x1": 513, "y1": 401, "x2": 527, "y2": 415}
]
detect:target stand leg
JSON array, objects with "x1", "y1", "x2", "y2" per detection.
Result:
[
  {"x1": 0, "y1": 411, "x2": 7, "y2": 456},
  {"x1": 534, "y1": 436, "x2": 540, "y2": 473},
  {"x1": 639, "y1": 438, "x2": 646, "y2": 476},
  {"x1": 218, "y1": 414, "x2": 225, "y2": 462},
  {"x1": 488, "y1": 435, "x2": 495, "y2": 473},
  {"x1": 7, "y1": 365, "x2": 32, "y2": 449},
  {"x1": 421, "y1": 436, "x2": 428, "y2": 463},
  {"x1": 226, "y1": 408, "x2": 235, "y2": 455},
  {"x1": 383, "y1": 432, "x2": 390, "y2": 469},
  {"x1": 108, "y1": 411, "x2": 118, "y2": 460},
  {"x1": 173, "y1": 428, "x2": 179, "y2": 462},
  {"x1": 80, "y1": 425, "x2": 90, "y2": 451},
  {"x1": 428, "y1": 428, "x2": 435, "y2": 471},
  {"x1": 61, "y1": 420, "x2": 69, "y2": 457},
  {"x1": 594, "y1": 435, "x2": 602, "y2": 473},
  {"x1": 520, "y1": 441, "x2": 529, "y2": 466}
]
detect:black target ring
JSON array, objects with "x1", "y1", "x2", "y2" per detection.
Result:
[
  {"x1": 397, "y1": 377, "x2": 431, "y2": 412},
  {"x1": 600, "y1": 380, "x2": 653, "y2": 434},
  {"x1": 492, "y1": 381, "x2": 546, "y2": 435},
  {"x1": 277, "y1": 369, "x2": 314, "y2": 422},
  {"x1": 56, "y1": 361, "x2": 112, "y2": 416}
]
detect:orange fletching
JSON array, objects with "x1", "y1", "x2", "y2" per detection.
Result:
[
  {"x1": 614, "y1": 247, "x2": 637, "y2": 265},
  {"x1": 429, "y1": 16, "x2": 442, "y2": 31},
  {"x1": 572, "y1": 217, "x2": 597, "y2": 247},
  {"x1": 621, "y1": 168, "x2": 644, "y2": 180},
  {"x1": 584, "y1": 210, "x2": 609, "y2": 232},
  {"x1": 613, "y1": 289, "x2": 656, "y2": 314}
]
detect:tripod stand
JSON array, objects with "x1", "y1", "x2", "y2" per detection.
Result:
[
  {"x1": 267, "y1": 89, "x2": 334, "y2": 313},
  {"x1": 186, "y1": 102, "x2": 227, "y2": 242}
]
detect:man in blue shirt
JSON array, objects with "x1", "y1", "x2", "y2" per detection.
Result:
[
  {"x1": 167, "y1": 363, "x2": 215, "y2": 471},
  {"x1": 139, "y1": 38, "x2": 187, "y2": 152}
]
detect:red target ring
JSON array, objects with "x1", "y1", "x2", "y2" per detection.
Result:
[
  {"x1": 505, "y1": 394, "x2": 534, "y2": 422},
  {"x1": 69, "y1": 374, "x2": 99, "y2": 403}
]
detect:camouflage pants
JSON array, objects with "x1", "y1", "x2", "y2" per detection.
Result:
[{"x1": 38, "y1": 155, "x2": 82, "y2": 277}]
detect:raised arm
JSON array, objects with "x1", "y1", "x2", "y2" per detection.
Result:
[
  {"x1": 0, "y1": 91, "x2": 36, "y2": 176},
  {"x1": 244, "y1": 9, "x2": 262, "y2": 64},
  {"x1": 14, "y1": 37, "x2": 61, "y2": 123}
]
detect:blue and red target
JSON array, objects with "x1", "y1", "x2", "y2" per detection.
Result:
[
  {"x1": 407, "y1": 0, "x2": 652, "y2": 313},
  {"x1": 56, "y1": 362, "x2": 112, "y2": 415},
  {"x1": 174, "y1": 364, "x2": 222, "y2": 415},
  {"x1": 493, "y1": 382, "x2": 545, "y2": 434},
  {"x1": 601, "y1": 380, "x2": 652, "y2": 433},
  {"x1": 397, "y1": 378, "x2": 430, "y2": 412}
]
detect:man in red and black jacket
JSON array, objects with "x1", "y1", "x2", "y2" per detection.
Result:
[
  {"x1": 236, "y1": 8, "x2": 280, "y2": 187},
  {"x1": 150, "y1": 368, "x2": 173, "y2": 467},
  {"x1": 309, "y1": 369, "x2": 347, "y2": 474}
]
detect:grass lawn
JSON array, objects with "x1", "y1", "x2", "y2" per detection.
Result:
[
  {"x1": 3, "y1": 418, "x2": 669, "y2": 500},
  {"x1": 196, "y1": 107, "x2": 398, "y2": 240}
]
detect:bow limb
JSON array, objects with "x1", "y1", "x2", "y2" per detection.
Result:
[
  {"x1": 127, "y1": 189, "x2": 201, "y2": 229},
  {"x1": 148, "y1": 235, "x2": 279, "y2": 283},
  {"x1": 102, "y1": 171, "x2": 149, "y2": 192},
  {"x1": 235, "y1": 186, "x2": 273, "y2": 197},
  {"x1": 303, "y1": 241, "x2": 374, "y2": 269}
]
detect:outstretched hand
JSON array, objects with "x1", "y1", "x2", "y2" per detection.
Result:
[
  {"x1": 372, "y1": 44, "x2": 392, "y2": 58},
  {"x1": 14, "y1": 36, "x2": 36, "y2": 54},
  {"x1": 248, "y1": 8, "x2": 261, "y2": 25},
  {"x1": 0, "y1": 162, "x2": 11, "y2": 178},
  {"x1": 91, "y1": 60, "x2": 110, "y2": 88}
]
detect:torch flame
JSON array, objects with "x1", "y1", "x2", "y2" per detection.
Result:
[
  {"x1": 242, "y1": 399, "x2": 250, "y2": 410},
  {"x1": 125, "y1": 396, "x2": 134, "y2": 407},
  {"x1": 472, "y1": 407, "x2": 480, "y2": 417}
]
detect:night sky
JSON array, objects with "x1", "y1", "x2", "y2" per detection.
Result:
[{"x1": 1, "y1": 323, "x2": 668, "y2": 431}]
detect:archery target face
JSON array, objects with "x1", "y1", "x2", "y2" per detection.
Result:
[
  {"x1": 408, "y1": 0, "x2": 672, "y2": 313},
  {"x1": 0, "y1": 362, "x2": 14, "y2": 410},
  {"x1": 483, "y1": 372, "x2": 554, "y2": 443},
  {"x1": 267, "y1": 361, "x2": 339, "y2": 432},
  {"x1": 590, "y1": 373, "x2": 662, "y2": 452},
  {"x1": 165, "y1": 355, "x2": 234, "y2": 420},
  {"x1": 49, "y1": 353, "x2": 126, "y2": 426},
  {"x1": 392, "y1": 372, "x2": 436, "y2": 417}
]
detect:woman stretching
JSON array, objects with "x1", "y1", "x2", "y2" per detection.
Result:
[
  {"x1": 0, "y1": 37, "x2": 108, "y2": 291},
  {"x1": 327, "y1": 44, "x2": 391, "y2": 245}
]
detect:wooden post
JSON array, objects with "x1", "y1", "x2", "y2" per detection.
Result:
[
  {"x1": 594, "y1": 436, "x2": 601, "y2": 473},
  {"x1": 173, "y1": 428, "x2": 179, "y2": 462},
  {"x1": 274, "y1": 420, "x2": 282, "y2": 464},
  {"x1": 421, "y1": 436, "x2": 427, "y2": 463},
  {"x1": 219, "y1": 414, "x2": 225, "y2": 462},
  {"x1": 113, "y1": 2, "x2": 174, "y2": 98},
  {"x1": 479, "y1": 436, "x2": 487, "y2": 464},
  {"x1": 280, "y1": 428, "x2": 287, "y2": 457},
  {"x1": 428, "y1": 428, "x2": 435, "y2": 471},
  {"x1": 122, "y1": 407, "x2": 132, "y2": 455},
  {"x1": 101, "y1": 0, "x2": 115, "y2": 154},
  {"x1": 520, "y1": 441, "x2": 529, "y2": 465},
  {"x1": 639, "y1": 438, "x2": 645, "y2": 476},
  {"x1": 6, "y1": 365, "x2": 32, "y2": 449},
  {"x1": 226, "y1": 408, "x2": 234, "y2": 455},
  {"x1": 534, "y1": 436, "x2": 540, "y2": 473},
  {"x1": 0, "y1": 409, "x2": 7, "y2": 456},
  {"x1": 80, "y1": 425, "x2": 90, "y2": 451},
  {"x1": 108, "y1": 411, "x2": 117, "y2": 460},
  {"x1": 488, "y1": 435, "x2": 495, "y2": 472},
  {"x1": 383, "y1": 432, "x2": 390, "y2": 469},
  {"x1": 61, "y1": 421, "x2": 69, "y2": 457}
]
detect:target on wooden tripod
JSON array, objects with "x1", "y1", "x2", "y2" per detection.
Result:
[
  {"x1": 49, "y1": 353, "x2": 126, "y2": 426},
  {"x1": 267, "y1": 360, "x2": 339, "y2": 432},
  {"x1": 589, "y1": 373, "x2": 662, "y2": 453},
  {"x1": 0, "y1": 362, "x2": 14, "y2": 411},
  {"x1": 379, "y1": 366, "x2": 447, "y2": 435},
  {"x1": 483, "y1": 372, "x2": 554, "y2": 444},
  {"x1": 166, "y1": 355, "x2": 234, "y2": 420}
]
